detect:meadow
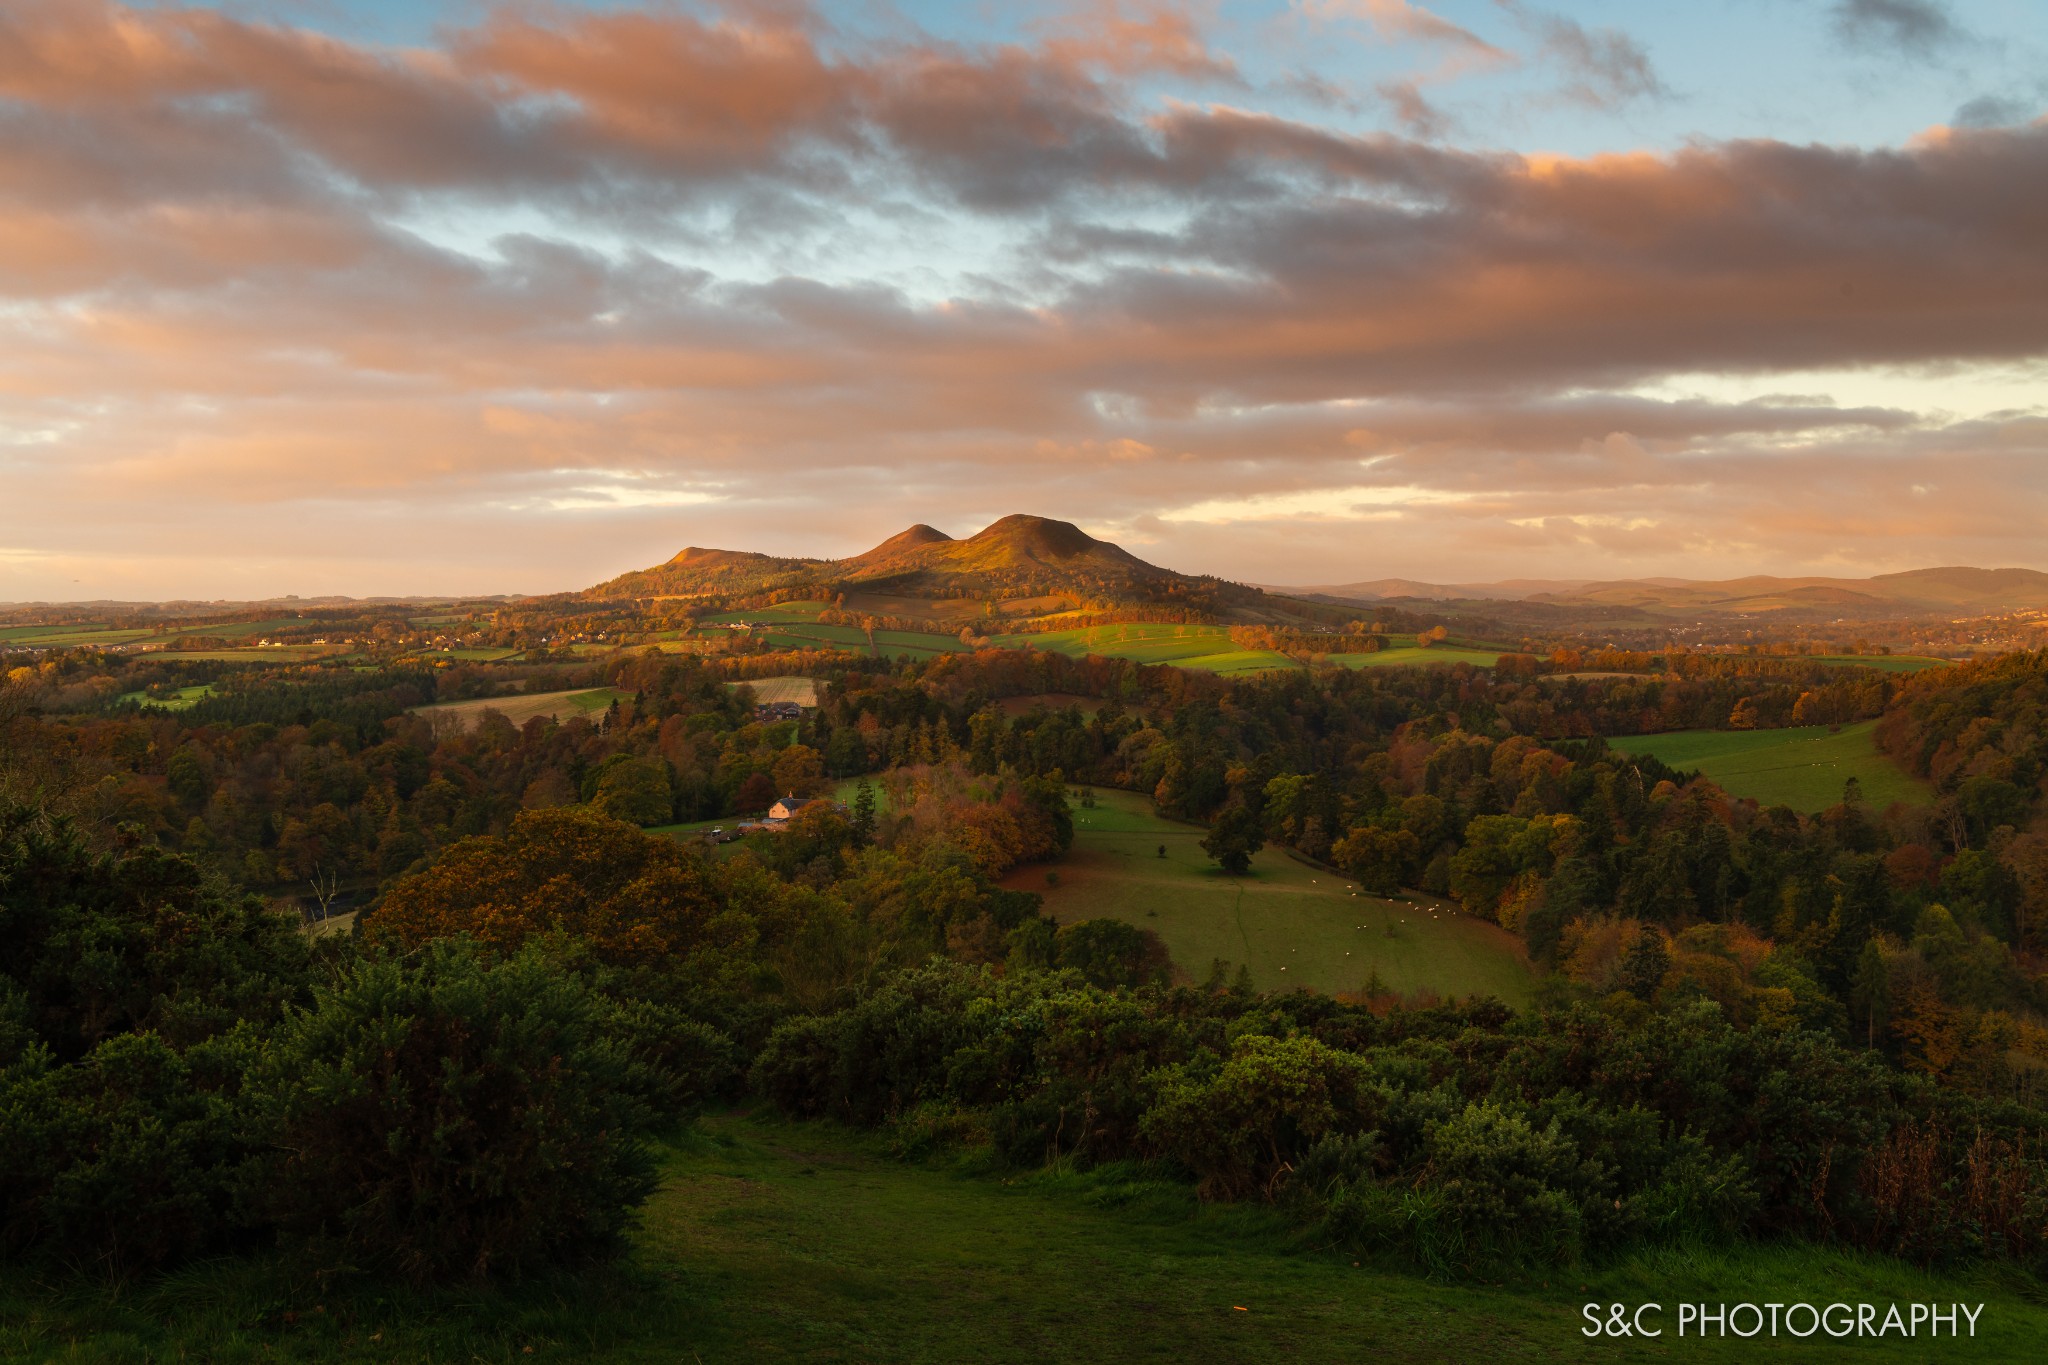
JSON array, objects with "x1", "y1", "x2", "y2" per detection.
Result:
[
  {"x1": 1817, "y1": 655, "x2": 1952, "y2": 673},
  {"x1": 1608, "y1": 720, "x2": 1930, "y2": 812},
  {"x1": 408, "y1": 686, "x2": 629, "y2": 731},
  {"x1": 992, "y1": 623, "x2": 1296, "y2": 675},
  {"x1": 1011, "y1": 790, "x2": 1533, "y2": 1003},
  {"x1": 1335, "y1": 643, "x2": 1503, "y2": 669},
  {"x1": 113, "y1": 683, "x2": 216, "y2": 711},
  {"x1": 7, "y1": 1113, "x2": 2040, "y2": 1364}
]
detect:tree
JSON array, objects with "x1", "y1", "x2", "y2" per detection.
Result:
[
  {"x1": 1617, "y1": 928, "x2": 1670, "y2": 1001},
  {"x1": 850, "y1": 777, "x2": 877, "y2": 847},
  {"x1": 593, "y1": 755, "x2": 672, "y2": 826},
  {"x1": 735, "y1": 770, "x2": 777, "y2": 813},
  {"x1": 1201, "y1": 802, "x2": 1264, "y2": 875},
  {"x1": 1332, "y1": 825, "x2": 1416, "y2": 896},
  {"x1": 772, "y1": 743, "x2": 826, "y2": 797},
  {"x1": 366, "y1": 807, "x2": 717, "y2": 966}
]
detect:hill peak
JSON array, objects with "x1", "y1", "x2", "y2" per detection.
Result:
[
  {"x1": 853, "y1": 523, "x2": 954, "y2": 562},
  {"x1": 966, "y1": 514, "x2": 1107, "y2": 561}
]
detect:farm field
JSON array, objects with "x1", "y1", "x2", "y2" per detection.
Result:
[
  {"x1": 1008, "y1": 790, "x2": 1532, "y2": 1003},
  {"x1": 1609, "y1": 719, "x2": 1929, "y2": 812},
  {"x1": 409, "y1": 686, "x2": 628, "y2": 730},
  {"x1": 991, "y1": 624, "x2": 1298, "y2": 675},
  {"x1": 1336, "y1": 644, "x2": 1502, "y2": 668},
  {"x1": 415, "y1": 646, "x2": 522, "y2": 662},
  {"x1": 161, "y1": 646, "x2": 342, "y2": 663},
  {"x1": 696, "y1": 604, "x2": 967, "y2": 657},
  {"x1": 730, "y1": 675, "x2": 819, "y2": 706},
  {"x1": 114, "y1": 683, "x2": 215, "y2": 710},
  {"x1": 12, "y1": 1112, "x2": 2041, "y2": 1364},
  {"x1": 1817, "y1": 654, "x2": 1951, "y2": 673}
]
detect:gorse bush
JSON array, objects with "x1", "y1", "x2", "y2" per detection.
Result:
[
  {"x1": 752, "y1": 962, "x2": 2048, "y2": 1275},
  {"x1": 243, "y1": 941, "x2": 660, "y2": 1284},
  {"x1": 0, "y1": 1029, "x2": 254, "y2": 1273},
  {"x1": 0, "y1": 808, "x2": 668, "y2": 1282}
]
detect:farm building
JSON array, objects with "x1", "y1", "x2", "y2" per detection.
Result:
[
  {"x1": 767, "y1": 795, "x2": 817, "y2": 822},
  {"x1": 755, "y1": 700, "x2": 804, "y2": 722}
]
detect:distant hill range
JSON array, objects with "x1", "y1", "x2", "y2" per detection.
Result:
[
  {"x1": 1269, "y1": 566, "x2": 2048, "y2": 621},
  {"x1": 584, "y1": 514, "x2": 1316, "y2": 624}
]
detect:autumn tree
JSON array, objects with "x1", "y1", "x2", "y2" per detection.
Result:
[{"x1": 365, "y1": 807, "x2": 718, "y2": 965}]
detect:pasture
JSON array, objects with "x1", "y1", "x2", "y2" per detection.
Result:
[
  {"x1": 1609, "y1": 719, "x2": 1929, "y2": 812},
  {"x1": 1010, "y1": 790, "x2": 1532, "y2": 1003},
  {"x1": 409, "y1": 686, "x2": 628, "y2": 731},
  {"x1": 991, "y1": 624, "x2": 1298, "y2": 675},
  {"x1": 1816, "y1": 654, "x2": 1951, "y2": 673},
  {"x1": 12, "y1": 1112, "x2": 2041, "y2": 1364},
  {"x1": 115, "y1": 684, "x2": 216, "y2": 711},
  {"x1": 1334, "y1": 644, "x2": 1502, "y2": 669}
]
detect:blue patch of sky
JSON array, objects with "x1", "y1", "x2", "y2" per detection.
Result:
[
  {"x1": 169, "y1": 1, "x2": 2043, "y2": 155},
  {"x1": 166, "y1": 0, "x2": 2044, "y2": 308}
]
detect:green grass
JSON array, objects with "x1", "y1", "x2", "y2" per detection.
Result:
[
  {"x1": 1815, "y1": 655, "x2": 1951, "y2": 673},
  {"x1": 7, "y1": 1113, "x2": 2041, "y2": 1363},
  {"x1": 1335, "y1": 645, "x2": 1502, "y2": 669},
  {"x1": 114, "y1": 684, "x2": 216, "y2": 711},
  {"x1": 1609, "y1": 720, "x2": 1929, "y2": 812},
  {"x1": 1013, "y1": 790, "x2": 1532, "y2": 1002},
  {"x1": 155, "y1": 646, "x2": 339, "y2": 663},
  {"x1": 991, "y1": 624, "x2": 1299, "y2": 676}
]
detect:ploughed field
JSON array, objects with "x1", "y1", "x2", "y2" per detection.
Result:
[
  {"x1": 1009, "y1": 790, "x2": 1534, "y2": 1004},
  {"x1": 1608, "y1": 720, "x2": 1930, "y2": 812},
  {"x1": 728, "y1": 674, "x2": 819, "y2": 707},
  {"x1": 10, "y1": 1113, "x2": 2042, "y2": 1363}
]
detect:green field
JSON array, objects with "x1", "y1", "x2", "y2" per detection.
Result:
[
  {"x1": 987, "y1": 625, "x2": 1504, "y2": 676},
  {"x1": 1012, "y1": 790, "x2": 1532, "y2": 1002},
  {"x1": 991, "y1": 624, "x2": 1298, "y2": 675},
  {"x1": 8, "y1": 1112, "x2": 2040, "y2": 1363},
  {"x1": 114, "y1": 683, "x2": 216, "y2": 711},
  {"x1": 1609, "y1": 720, "x2": 1929, "y2": 812},
  {"x1": 1336, "y1": 644, "x2": 1502, "y2": 669},
  {"x1": 1816, "y1": 655, "x2": 1951, "y2": 673}
]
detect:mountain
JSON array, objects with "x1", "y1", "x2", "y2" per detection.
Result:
[{"x1": 582, "y1": 515, "x2": 1274, "y2": 620}]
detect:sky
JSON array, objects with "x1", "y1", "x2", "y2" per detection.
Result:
[{"x1": 1, "y1": 0, "x2": 2045, "y2": 600}]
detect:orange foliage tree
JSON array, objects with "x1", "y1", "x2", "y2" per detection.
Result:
[{"x1": 365, "y1": 807, "x2": 718, "y2": 965}]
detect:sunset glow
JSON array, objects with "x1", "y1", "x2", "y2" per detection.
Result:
[{"x1": 2, "y1": 0, "x2": 2043, "y2": 598}]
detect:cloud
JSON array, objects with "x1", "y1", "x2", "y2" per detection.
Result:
[
  {"x1": 1830, "y1": 0, "x2": 1963, "y2": 56},
  {"x1": 1507, "y1": 6, "x2": 1668, "y2": 109},
  {"x1": 1, "y1": 1, "x2": 2046, "y2": 595},
  {"x1": 1299, "y1": 0, "x2": 1509, "y2": 67},
  {"x1": 1952, "y1": 94, "x2": 2034, "y2": 129}
]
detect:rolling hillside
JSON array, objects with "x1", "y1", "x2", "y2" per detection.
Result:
[
  {"x1": 584, "y1": 515, "x2": 1323, "y2": 628},
  {"x1": 1273, "y1": 565, "x2": 2048, "y2": 622}
]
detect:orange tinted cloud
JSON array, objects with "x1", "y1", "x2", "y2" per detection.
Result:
[{"x1": 0, "y1": 1, "x2": 2043, "y2": 597}]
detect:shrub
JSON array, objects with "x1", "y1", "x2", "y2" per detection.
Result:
[
  {"x1": 1142, "y1": 1034, "x2": 1374, "y2": 1199},
  {"x1": 0, "y1": 1029, "x2": 255, "y2": 1272},
  {"x1": 244, "y1": 940, "x2": 658, "y2": 1283}
]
